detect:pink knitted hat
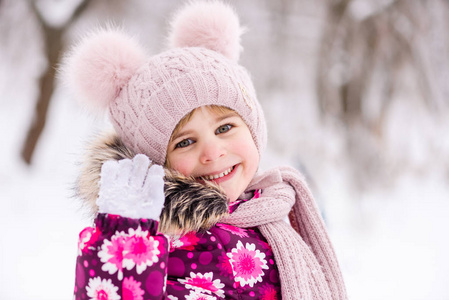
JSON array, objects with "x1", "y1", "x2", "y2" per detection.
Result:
[{"x1": 63, "y1": 1, "x2": 267, "y2": 165}]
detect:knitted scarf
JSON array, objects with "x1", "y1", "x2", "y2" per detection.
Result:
[{"x1": 222, "y1": 166, "x2": 348, "y2": 300}]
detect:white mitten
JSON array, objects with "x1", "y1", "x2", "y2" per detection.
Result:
[{"x1": 97, "y1": 154, "x2": 165, "y2": 220}]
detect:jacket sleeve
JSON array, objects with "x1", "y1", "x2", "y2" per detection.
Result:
[{"x1": 73, "y1": 213, "x2": 169, "y2": 300}]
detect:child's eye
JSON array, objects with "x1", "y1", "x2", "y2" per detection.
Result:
[
  {"x1": 175, "y1": 138, "x2": 194, "y2": 149},
  {"x1": 216, "y1": 124, "x2": 232, "y2": 134}
]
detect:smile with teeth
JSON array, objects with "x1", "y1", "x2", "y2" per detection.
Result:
[{"x1": 202, "y1": 166, "x2": 235, "y2": 180}]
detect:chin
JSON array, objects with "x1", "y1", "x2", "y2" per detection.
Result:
[
  {"x1": 223, "y1": 189, "x2": 241, "y2": 203},
  {"x1": 228, "y1": 196, "x2": 238, "y2": 203}
]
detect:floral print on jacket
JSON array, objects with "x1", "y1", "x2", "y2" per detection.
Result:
[{"x1": 74, "y1": 192, "x2": 281, "y2": 299}]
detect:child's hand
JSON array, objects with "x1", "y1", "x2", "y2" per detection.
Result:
[{"x1": 97, "y1": 154, "x2": 165, "y2": 220}]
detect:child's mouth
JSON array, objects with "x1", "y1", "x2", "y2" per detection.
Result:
[{"x1": 200, "y1": 165, "x2": 237, "y2": 183}]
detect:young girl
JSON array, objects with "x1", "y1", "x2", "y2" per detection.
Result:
[{"x1": 64, "y1": 1, "x2": 347, "y2": 299}]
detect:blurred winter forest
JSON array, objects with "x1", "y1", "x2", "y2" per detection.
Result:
[{"x1": 1, "y1": 0, "x2": 448, "y2": 299}]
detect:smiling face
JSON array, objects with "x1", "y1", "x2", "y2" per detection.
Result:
[{"x1": 166, "y1": 106, "x2": 260, "y2": 202}]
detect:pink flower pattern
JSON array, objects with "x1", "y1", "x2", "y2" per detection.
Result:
[
  {"x1": 178, "y1": 272, "x2": 224, "y2": 298},
  {"x1": 123, "y1": 276, "x2": 145, "y2": 300},
  {"x1": 185, "y1": 290, "x2": 218, "y2": 300},
  {"x1": 259, "y1": 283, "x2": 278, "y2": 300},
  {"x1": 122, "y1": 226, "x2": 160, "y2": 274},
  {"x1": 216, "y1": 252, "x2": 233, "y2": 278},
  {"x1": 78, "y1": 227, "x2": 100, "y2": 255},
  {"x1": 75, "y1": 188, "x2": 281, "y2": 299},
  {"x1": 227, "y1": 241, "x2": 269, "y2": 287},
  {"x1": 98, "y1": 231, "x2": 127, "y2": 280},
  {"x1": 216, "y1": 223, "x2": 249, "y2": 238},
  {"x1": 98, "y1": 226, "x2": 160, "y2": 279},
  {"x1": 170, "y1": 231, "x2": 200, "y2": 251},
  {"x1": 85, "y1": 277, "x2": 120, "y2": 300}
]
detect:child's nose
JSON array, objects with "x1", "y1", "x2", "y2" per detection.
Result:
[{"x1": 200, "y1": 142, "x2": 226, "y2": 164}]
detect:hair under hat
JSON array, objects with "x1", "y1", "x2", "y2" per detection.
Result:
[{"x1": 63, "y1": 1, "x2": 267, "y2": 165}]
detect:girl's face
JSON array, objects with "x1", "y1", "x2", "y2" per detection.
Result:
[{"x1": 166, "y1": 107, "x2": 259, "y2": 202}]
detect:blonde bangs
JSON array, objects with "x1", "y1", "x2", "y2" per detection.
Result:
[{"x1": 169, "y1": 105, "x2": 236, "y2": 143}]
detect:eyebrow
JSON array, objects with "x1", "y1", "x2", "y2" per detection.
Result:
[
  {"x1": 171, "y1": 129, "x2": 194, "y2": 143},
  {"x1": 171, "y1": 112, "x2": 238, "y2": 142},
  {"x1": 216, "y1": 112, "x2": 238, "y2": 123}
]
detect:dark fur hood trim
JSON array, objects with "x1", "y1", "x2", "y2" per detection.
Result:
[{"x1": 76, "y1": 132, "x2": 229, "y2": 235}]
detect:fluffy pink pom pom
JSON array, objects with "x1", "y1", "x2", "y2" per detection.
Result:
[
  {"x1": 168, "y1": 0, "x2": 245, "y2": 62},
  {"x1": 62, "y1": 29, "x2": 147, "y2": 111}
]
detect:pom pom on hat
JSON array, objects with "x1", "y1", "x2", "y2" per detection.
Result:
[
  {"x1": 61, "y1": 28, "x2": 147, "y2": 111},
  {"x1": 61, "y1": 1, "x2": 266, "y2": 165},
  {"x1": 168, "y1": 0, "x2": 245, "y2": 62}
]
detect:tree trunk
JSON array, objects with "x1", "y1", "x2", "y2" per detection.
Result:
[
  {"x1": 20, "y1": 0, "x2": 90, "y2": 164},
  {"x1": 21, "y1": 25, "x2": 62, "y2": 164}
]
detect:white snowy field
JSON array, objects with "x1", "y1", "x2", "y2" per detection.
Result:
[
  {"x1": 1, "y1": 85, "x2": 449, "y2": 300},
  {"x1": 1, "y1": 1, "x2": 449, "y2": 298}
]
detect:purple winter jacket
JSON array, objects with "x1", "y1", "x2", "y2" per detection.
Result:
[{"x1": 74, "y1": 192, "x2": 281, "y2": 300}]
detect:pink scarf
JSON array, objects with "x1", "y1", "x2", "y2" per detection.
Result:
[{"x1": 222, "y1": 166, "x2": 347, "y2": 299}]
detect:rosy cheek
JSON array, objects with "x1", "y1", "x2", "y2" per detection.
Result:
[
  {"x1": 235, "y1": 140, "x2": 259, "y2": 164},
  {"x1": 169, "y1": 157, "x2": 194, "y2": 177}
]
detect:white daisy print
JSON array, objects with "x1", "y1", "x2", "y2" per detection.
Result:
[
  {"x1": 98, "y1": 230, "x2": 127, "y2": 280},
  {"x1": 185, "y1": 290, "x2": 218, "y2": 300},
  {"x1": 178, "y1": 272, "x2": 225, "y2": 298},
  {"x1": 227, "y1": 240, "x2": 268, "y2": 287},
  {"x1": 85, "y1": 277, "x2": 120, "y2": 300},
  {"x1": 122, "y1": 226, "x2": 160, "y2": 274}
]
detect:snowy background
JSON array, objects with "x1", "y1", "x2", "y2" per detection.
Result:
[{"x1": 1, "y1": 0, "x2": 449, "y2": 299}]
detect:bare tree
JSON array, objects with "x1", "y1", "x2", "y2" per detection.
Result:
[
  {"x1": 20, "y1": 0, "x2": 90, "y2": 165},
  {"x1": 316, "y1": 0, "x2": 449, "y2": 189}
]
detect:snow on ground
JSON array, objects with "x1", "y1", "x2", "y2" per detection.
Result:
[
  {"x1": 0, "y1": 89, "x2": 96, "y2": 299},
  {"x1": 1, "y1": 85, "x2": 449, "y2": 300},
  {"x1": 332, "y1": 171, "x2": 449, "y2": 300},
  {"x1": 1, "y1": 5, "x2": 449, "y2": 295}
]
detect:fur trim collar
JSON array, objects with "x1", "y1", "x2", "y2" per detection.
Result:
[{"x1": 76, "y1": 132, "x2": 229, "y2": 235}]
